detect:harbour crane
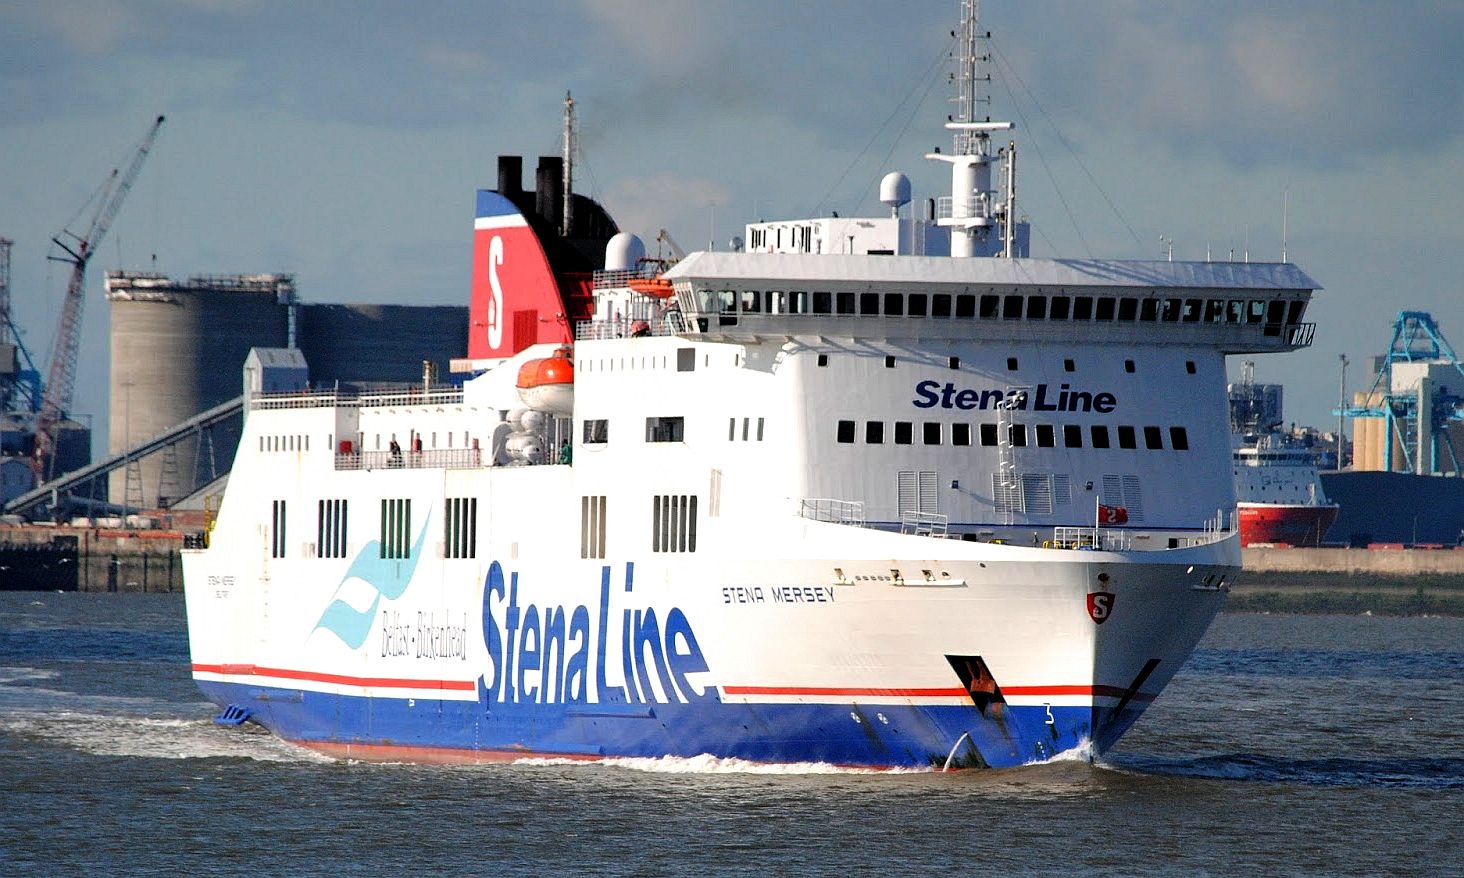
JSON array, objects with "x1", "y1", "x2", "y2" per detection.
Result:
[{"x1": 33, "y1": 115, "x2": 164, "y2": 480}]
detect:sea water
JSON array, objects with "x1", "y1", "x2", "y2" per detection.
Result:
[{"x1": 1, "y1": 592, "x2": 1459, "y2": 877}]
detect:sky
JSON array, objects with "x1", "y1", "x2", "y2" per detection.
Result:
[{"x1": 1, "y1": 0, "x2": 1461, "y2": 451}]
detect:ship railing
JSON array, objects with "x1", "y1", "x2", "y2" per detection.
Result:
[
  {"x1": 899, "y1": 510, "x2": 949, "y2": 538},
  {"x1": 252, "y1": 386, "x2": 464, "y2": 411},
  {"x1": 1051, "y1": 526, "x2": 1133, "y2": 551},
  {"x1": 799, "y1": 498, "x2": 867, "y2": 527},
  {"x1": 335, "y1": 448, "x2": 483, "y2": 472},
  {"x1": 574, "y1": 315, "x2": 684, "y2": 341}
]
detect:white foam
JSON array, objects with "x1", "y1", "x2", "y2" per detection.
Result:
[
  {"x1": 0, "y1": 709, "x2": 330, "y2": 763},
  {"x1": 0, "y1": 666, "x2": 60, "y2": 685},
  {"x1": 1024, "y1": 738, "x2": 1096, "y2": 766}
]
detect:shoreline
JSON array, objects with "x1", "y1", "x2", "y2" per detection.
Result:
[{"x1": 1226, "y1": 570, "x2": 1464, "y2": 616}]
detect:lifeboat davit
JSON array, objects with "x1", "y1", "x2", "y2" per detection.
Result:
[
  {"x1": 626, "y1": 275, "x2": 674, "y2": 298},
  {"x1": 516, "y1": 348, "x2": 574, "y2": 415}
]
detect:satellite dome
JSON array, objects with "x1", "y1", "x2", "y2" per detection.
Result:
[
  {"x1": 879, "y1": 172, "x2": 912, "y2": 211},
  {"x1": 605, "y1": 232, "x2": 646, "y2": 271}
]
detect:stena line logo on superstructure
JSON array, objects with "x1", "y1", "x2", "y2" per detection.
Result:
[
  {"x1": 913, "y1": 380, "x2": 1117, "y2": 413},
  {"x1": 480, "y1": 560, "x2": 714, "y2": 707}
]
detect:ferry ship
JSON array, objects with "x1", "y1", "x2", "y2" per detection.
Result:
[
  {"x1": 1229, "y1": 365, "x2": 1339, "y2": 546},
  {"x1": 183, "y1": 4, "x2": 1319, "y2": 769}
]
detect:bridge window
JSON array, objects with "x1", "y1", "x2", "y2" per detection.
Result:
[
  {"x1": 1205, "y1": 299, "x2": 1225, "y2": 322},
  {"x1": 1227, "y1": 300, "x2": 1245, "y2": 323},
  {"x1": 1161, "y1": 298, "x2": 1182, "y2": 321},
  {"x1": 908, "y1": 293, "x2": 928, "y2": 317},
  {"x1": 1118, "y1": 297, "x2": 1138, "y2": 321},
  {"x1": 836, "y1": 292, "x2": 856, "y2": 314},
  {"x1": 813, "y1": 291, "x2": 832, "y2": 314},
  {"x1": 1248, "y1": 300, "x2": 1265, "y2": 323},
  {"x1": 931, "y1": 293, "x2": 952, "y2": 317},
  {"x1": 860, "y1": 292, "x2": 880, "y2": 315},
  {"x1": 1073, "y1": 296, "x2": 1094, "y2": 320},
  {"x1": 1027, "y1": 296, "x2": 1047, "y2": 320},
  {"x1": 1095, "y1": 297, "x2": 1117, "y2": 320},
  {"x1": 884, "y1": 293, "x2": 903, "y2": 316},
  {"x1": 981, "y1": 295, "x2": 1000, "y2": 319},
  {"x1": 1183, "y1": 299, "x2": 1203, "y2": 322},
  {"x1": 1050, "y1": 296, "x2": 1070, "y2": 320},
  {"x1": 956, "y1": 294, "x2": 976, "y2": 318},
  {"x1": 1139, "y1": 298, "x2": 1159, "y2": 321},
  {"x1": 1003, "y1": 295, "x2": 1023, "y2": 319}
]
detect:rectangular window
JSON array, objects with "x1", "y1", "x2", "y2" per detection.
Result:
[
  {"x1": 1139, "y1": 298, "x2": 1158, "y2": 321},
  {"x1": 907, "y1": 293, "x2": 928, "y2": 317},
  {"x1": 1027, "y1": 296, "x2": 1047, "y2": 320},
  {"x1": 865, "y1": 421, "x2": 885, "y2": 444},
  {"x1": 883, "y1": 292, "x2": 903, "y2": 316},
  {"x1": 1090, "y1": 425, "x2": 1111, "y2": 449},
  {"x1": 677, "y1": 348, "x2": 695, "y2": 371},
  {"x1": 952, "y1": 423, "x2": 972, "y2": 446},
  {"x1": 756, "y1": 418, "x2": 765, "y2": 441},
  {"x1": 1118, "y1": 425, "x2": 1138, "y2": 449},
  {"x1": 1247, "y1": 300, "x2": 1266, "y2": 324},
  {"x1": 1205, "y1": 299, "x2": 1225, "y2": 322},
  {"x1": 728, "y1": 417, "x2": 736, "y2": 441},
  {"x1": 645, "y1": 416, "x2": 685, "y2": 442},
  {"x1": 1183, "y1": 298, "x2": 1203, "y2": 322},
  {"x1": 859, "y1": 292, "x2": 880, "y2": 315},
  {"x1": 651, "y1": 495, "x2": 698, "y2": 553},
  {"x1": 583, "y1": 419, "x2": 609, "y2": 444},
  {"x1": 980, "y1": 423, "x2": 998, "y2": 446},
  {"x1": 837, "y1": 420, "x2": 855, "y2": 443},
  {"x1": 316, "y1": 498, "x2": 348, "y2": 559},
  {"x1": 1036, "y1": 424, "x2": 1055, "y2": 447},
  {"x1": 955, "y1": 294, "x2": 976, "y2": 319},
  {"x1": 813, "y1": 291, "x2": 832, "y2": 314},
  {"x1": 1050, "y1": 296, "x2": 1070, "y2": 320},
  {"x1": 580, "y1": 495, "x2": 607, "y2": 559},
  {"x1": 1117, "y1": 297, "x2": 1138, "y2": 321},
  {"x1": 1144, "y1": 426, "x2": 1164, "y2": 450},
  {"x1": 980, "y1": 295, "x2": 1000, "y2": 319},
  {"x1": 836, "y1": 292, "x2": 856, "y2": 314},
  {"x1": 1170, "y1": 426, "x2": 1190, "y2": 451},
  {"x1": 445, "y1": 497, "x2": 478, "y2": 559},
  {"x1": 1009, "y1": 424, "x2": 1027, "y2": 447},
  {"x1": 742, "y1": 417, "x2": 750, "y2": 441},
  {"x1": 1073, "y1": 296, "x2": 1094, "y2": 320},
  {"x1": 379, "y1": 498, "x2": 412, "y2": 560},
  {"x1": 271, "y1": 499, "x2": 287, "y2": 559},
  {"x1": 1003, "y1": 295, "x2": 1023, "y2": 319},
  {"x1": 894, "y1": 422, "x2": 913, "y2": 445},
  {"x1": 931, "y1": 294, "x2": 952, "y2": 318},
  {"x1": 923, "y1": 422, "x2": 941, "y2": 445},
  {"x1": 1063, "y1": 424, "x2": 1083, "y2": 448},
  {"x1": 1095, "y1": 297, "x2": 1116, "y2": 320},
  {"x1": 1161, "y1": 298, "x2": 1182, "y2": 321}
]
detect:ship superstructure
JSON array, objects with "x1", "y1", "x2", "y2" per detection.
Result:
[{"x1": 183, "y1": 3, "x2": 1319, "y2": 769}]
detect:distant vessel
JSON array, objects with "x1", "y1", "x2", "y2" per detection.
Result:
[
  {"x1": 183, "y1": 3, "x2": 1319, "y2": 768},
  {"x1": 1229, "y1": 364, "x2": 1338, "y2": 546}
]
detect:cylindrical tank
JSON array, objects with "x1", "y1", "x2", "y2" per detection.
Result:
[{"x1": 107, "y1": 275, "x2": 288, "y2": 507}]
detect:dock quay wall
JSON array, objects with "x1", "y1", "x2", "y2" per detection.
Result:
[
  {"x1": 1243, "y1": 546, "x2": 1464, "y2": 576},
  {"x1": 0, "y1": 526, "x2": 186, "y2": 593}
]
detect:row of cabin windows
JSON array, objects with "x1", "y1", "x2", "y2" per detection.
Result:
[
  {"x1": 262, "y1": 435, "x2": 310, "y2": 452},
  {"x1": 708, "y1": 289, "x2": 1306, "y2": 327},
  {"x1": 836, "y1": 420, "x2": 1190, "y2": 451},
  {"x1": 815, "y1": 353, "x2": 1199, "y2": 375}
]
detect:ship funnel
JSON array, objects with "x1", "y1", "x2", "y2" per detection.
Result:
[{"x1": 497, "y1": 155, "x2": 523, "y2": 199}]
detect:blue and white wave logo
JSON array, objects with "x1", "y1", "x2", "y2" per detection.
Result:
[{"x1": 313, "y1": 515, "x2": 431, "y2": 649}]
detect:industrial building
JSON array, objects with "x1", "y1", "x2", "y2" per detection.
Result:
[{"x1": 105, "y1": 270, "x2": 467, "y2": 508}]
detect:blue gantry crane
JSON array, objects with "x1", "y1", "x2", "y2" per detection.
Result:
[{"x1": 1339, "y1": 311, "x2": 1464, "y2": 475}]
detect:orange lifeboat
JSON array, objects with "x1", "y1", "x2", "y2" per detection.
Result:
[
  {"x1": 515, "y1": 347, "x2": 574, "y2": 414},
  {"x1": 626, "y1": 275, "x2": 674, "y2": 298}
]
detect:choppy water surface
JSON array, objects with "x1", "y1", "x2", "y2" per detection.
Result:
[{"x1": 1, "y1": 592, "x2": 1459, "y2": 876}]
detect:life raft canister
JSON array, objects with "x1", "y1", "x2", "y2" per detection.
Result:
[{"x1": 515, "y1": 347, "x2": 574, "y2": 415}]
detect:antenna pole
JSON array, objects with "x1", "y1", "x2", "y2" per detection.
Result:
[{"x1": 562, "y1": 91, "x2": 575, "y2": 237}]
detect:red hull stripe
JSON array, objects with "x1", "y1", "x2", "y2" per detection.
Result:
[
  {"x1": 192, "y1": 663, "x2": 476, "y2": 692},
  {"x1": 723, "y1": 684, "x2": 1148, "y2": 700}
]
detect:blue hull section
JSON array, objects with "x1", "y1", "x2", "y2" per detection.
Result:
[{"x1": 196, "y1": 680, "x2": 1136, "y2": 769}]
